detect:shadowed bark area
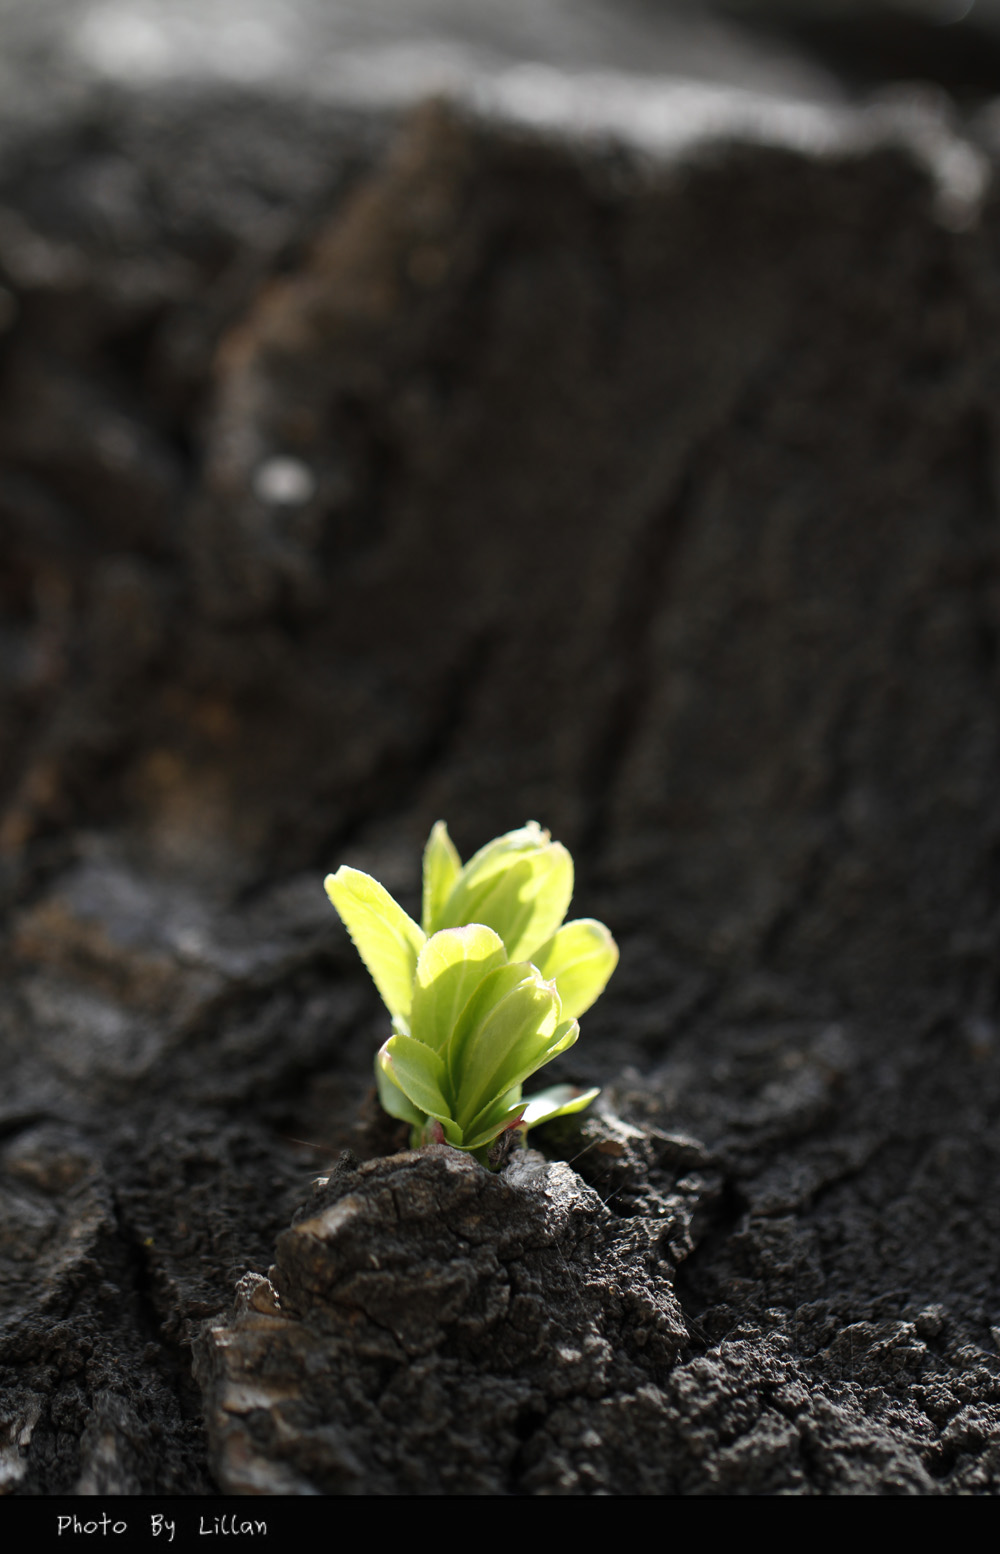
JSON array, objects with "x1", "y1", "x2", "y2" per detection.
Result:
[{"x1": 1, "y1": 91, "x2": 999, "y2": 1494}]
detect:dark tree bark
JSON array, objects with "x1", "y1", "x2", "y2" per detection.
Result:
[{"x1": 1, "y1": 86, "x2": 999, "y2": 1495}]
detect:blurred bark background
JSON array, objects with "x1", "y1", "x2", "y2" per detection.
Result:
[{"x1": 1, "y1": 0, "x2": 1000, "y2": 1496}]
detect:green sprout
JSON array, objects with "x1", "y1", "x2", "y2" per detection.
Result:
[{"x1": 325, "y1": 821, "x2": 617, "y2": 1167}]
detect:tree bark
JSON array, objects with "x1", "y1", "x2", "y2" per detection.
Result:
[{"x1": 1, "y1": 89, "x2": 999, "y2": 1495}]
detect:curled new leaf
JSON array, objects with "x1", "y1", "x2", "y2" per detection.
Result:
[
  {"x1": 410, "y1": 926, "x2": 507, "y2": 1055},
  {"x1": 437, "y1": 822, "x2": 574, "y2": 962},
  {"x1": 447, "y1": 965, "x2": 564, "y2": 1130}
]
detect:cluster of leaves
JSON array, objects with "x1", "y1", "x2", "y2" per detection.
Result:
[{"x1": 325, "y1": 822, "x2": 617, "y2": 1166}]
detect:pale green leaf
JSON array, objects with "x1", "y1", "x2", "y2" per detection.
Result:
[
  {"x1": 519, "y1": 1084, "x2": 601, "y2": 1130},
  {"x1": 529, "y1": 919, "x2": 619, "y2": 1020},
  {"x1": 325, "y1": 866, "x2": 425, "y2": 1022},
  {"x1": 374, "y1": 1053, "x2": 425, "y2": 1126},
  {"x1": 376, "y1": 1035, "x2": 461, "y2": 1145},
  {"x1": 439, "y1": 829, "x2": 574, "y2": 962},
  {"x1": 410, "y1": 925, "x2": 507, "y2": 1055},
  {"x1": 421, "y1": 820, "x2": 462, "y2": 935}
]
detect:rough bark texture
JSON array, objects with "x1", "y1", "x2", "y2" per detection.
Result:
[{"x1": 2, "y1": 86, "x2": 1000, "y2": 1494}]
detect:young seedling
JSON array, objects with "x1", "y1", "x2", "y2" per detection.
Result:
[{"x1": 325, "y1": 821, "x2": 617, "y2": 1167}]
